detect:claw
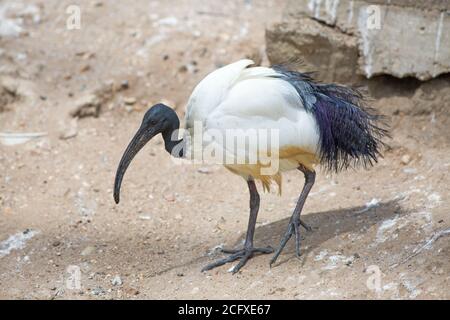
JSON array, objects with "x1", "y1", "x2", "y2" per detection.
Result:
[
  {"x1": 270, "y1": 166, "x2": 315, "y2": 267},
  {"x1": 202, "y1": 246, "x2": 273, "y2": 273},
  {"x1": 300, "y1": 219, "x2": 312, "y2": 231},
  {"x1": 270, "y1": 218, "x2": 307, "y2": 266}
]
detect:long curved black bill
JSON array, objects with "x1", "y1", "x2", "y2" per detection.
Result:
[{"x1": 114, "y1": 126, "x2": 155, "y2": 204}]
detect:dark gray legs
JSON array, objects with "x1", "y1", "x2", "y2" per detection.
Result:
[
  {"x1": 270, "y1": 166, "x2": 315, "y2": 266},
  {"x1": 202, "y1": 166, "x2": 315, "y2": 273},
  {"x1": 201, "y1": 179, "x2": 273, "y2": 274}
]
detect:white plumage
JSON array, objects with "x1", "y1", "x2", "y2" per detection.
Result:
[{"x1": 185, "y1": 59, "x2": 321, "y2": 192}]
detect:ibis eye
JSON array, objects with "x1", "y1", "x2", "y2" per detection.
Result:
[{"x1": 150, "y1": 119, "x2": 157, "y2": 126}]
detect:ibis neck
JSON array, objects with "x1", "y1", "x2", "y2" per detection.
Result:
[{"x1": 162, "y1": 119, "x2": 185, "y2": 158}]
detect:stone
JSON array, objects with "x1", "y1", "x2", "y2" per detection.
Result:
[
  {"x1": 0, "y1": 76, "x2": 37, "y2": 112},
  {"x1": 59, "y1": 118, "x2": 78, "y2": 140},
  {"x1": 356, "y1": 4, "x2": 450, "y2": 80},
  {"x1": 69, "y1": 82, "x2": 114, "y2": 118},
  {"x1": 267, "y1": 0, "x2": 450, "y2": 81},
  {"x1": 81, "y1": 246, "x2": 95, "y2": 256},
  {"x1": 163, "y1": 193, "x2": 175, "y2": 202},
  {"x1": 190, "y1": 287, "x2": 199, "y2": 294},
  {"x1": 0, "y1": 3, "x2": 41, "y2": 38},
  {"x1": 124, "y1": 97, "x2": 137, "y2": 105},
  {"x1": 91, "y1": 287, "x2": 105, "y2": 296},
  {"x1": 69, "y1": 94, "x2": 101, "y2": 118},
  {"x1": 401, "y1": 155, "x2": 411, "y2": 165},
  {"x1": 111, "y1": 275, "x2": 123, "y2": 286},
  {"x1": 197, "y1": 167, "x2": 211, "y2": 174},
  {"x1": 266, "y1": 17, "x2": 360, "y2": 84},
  {"x1": 123, "y1": 286, "x2": 139, "y2": 295},
  {"x1": 120, "y1": 80, "x2": 129, "y2": 90}
]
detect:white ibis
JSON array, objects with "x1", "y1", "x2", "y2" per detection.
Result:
[{"x1": 114, "y1": 59, "x2": 387, "y2": 273}]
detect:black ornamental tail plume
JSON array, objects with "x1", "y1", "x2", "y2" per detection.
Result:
[{"x1": 272, "y1": 65, "x2": 389, "y2": 172}]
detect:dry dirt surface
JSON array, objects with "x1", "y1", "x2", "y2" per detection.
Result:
[{"x1": 0, "y1": 0, "x2": 449, "y2": 299}]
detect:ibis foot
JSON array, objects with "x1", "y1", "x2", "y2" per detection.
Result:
[
  {"x1": 270, "y1": 166, "x2": 315, "y2": 267},
  {"x1": 299, "y1": 219, "x2": 312, "y2": 231},
  {"x1": 202, "y1": 246, "x2": 273, "y2": 274},
  {"x1": 270, "y1": 217, "x2": 311, "y2": 266}
]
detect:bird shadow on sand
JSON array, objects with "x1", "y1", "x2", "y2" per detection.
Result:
[
  {"x1": 150, "y1": 199, "x2": 405, "y2": 275},
  {"x1": 239, "y1": 199, "x2": 405, "y2": 267}
]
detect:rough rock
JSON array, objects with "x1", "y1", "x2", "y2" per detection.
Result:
[
  {"x1": 90, "y1": 287, "x2": 105, "y2": 296},
  {"x1": 0, "y1": 2, "x2": 41, "y2": 38},
  {"x1": 69, "y1": 83, "x2": 114, "y2": 118},
  {"x1": 0, "y1": 77, "x2": 18, "y2": 112},
  {"x1": 69, "y1": 93, "x2": 102, "y2": 118},
  {"x1": 81, "y1": 246, "x2": 95, "y2": 256},
  {"x1": 111, "y1": 275, "x2": 123, "y2": 286},
  {"x1": 59, "y1": 118, "x2": 78, "y2": 140},
  {"x1": 123, "y1": 96, "x2": 137, "y2": 105},
  {"x1": 0, "y1": 76, "x2": 37, "y2": 112},
  {"x1": 267, "y1": 0, "x2": 450, "y2": 81},
  {"x1": 266, "y1": 17, "x2": 360, "y2": 84}
]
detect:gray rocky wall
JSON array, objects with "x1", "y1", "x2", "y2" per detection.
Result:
[{"x1": 266, "y1": 0, "x2": 450, "y2": 83}]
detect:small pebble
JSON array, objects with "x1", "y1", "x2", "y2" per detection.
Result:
[
  {"x1": 81, "y1": 246, "x2": 95, "y2": 256},
  {"x1": 124, "y1": 97, "x2": 137, "y2": 105},
  {"x1": 197, "y1": 167, "x2": 211, "y2": 174},
  {"x1": 120, "y1": 80, "x2": 129, "y2": 90},
  {"x1": 124, "y1": 287, "x2": 139, "y2": 295},
  {"x1": 191, "y1": 287, "x2": 199, "y2": 294},
  {"x1": 111, "y1": 275, "x2": 123, "y2": 286},
  {"x1": 401, "y1": 154, "x2": 411, "y2": 165},
  {"x1": 91, "y1": 287, "x2": 105, "y2": 296}
]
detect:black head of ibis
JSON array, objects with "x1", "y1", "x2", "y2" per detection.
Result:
[{"x1": 113, "y1": 103, "x2": 184, "y2": 204}]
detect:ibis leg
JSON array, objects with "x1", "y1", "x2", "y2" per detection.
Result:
[
  {"x1": 202, "y1": 179, "x2": 273, "y2": 274},
  {"x1": 270, "y1": 166, "x2": 315, "y2": 266}
]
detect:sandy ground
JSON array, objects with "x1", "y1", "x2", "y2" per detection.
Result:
[{"x1": 0, "y1": 0, "x2": 449, "y2": 299}]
